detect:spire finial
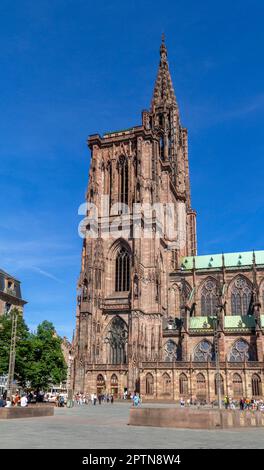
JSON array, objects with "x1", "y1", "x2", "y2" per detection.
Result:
[{"x1": 160, "y1": 33, "x2": 167, "y2": 60}]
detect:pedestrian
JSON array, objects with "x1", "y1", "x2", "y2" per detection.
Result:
[
  {"x1": 13, "y1": 392, "x2": 20, "y2": 407},
  {"x1": 0, "y1": 395, "x2": 5, "y2": 407},
  {"x1": 5, "y1": 397, "x2": 12, "y2": 407},
  {"x1": 133, "y1": 393, "x2": 139, "y2": 407},
  {"x1": 110, "y1": 394, "x2": 114, "y2": 404},
  {"x1": 21, "y1": 395, "x2": 28, "y2": 407},
  {"x1": 59, "y1": 395, "x2": 65, "y2": 407},
  {"x1": 93, "y1": 394, "x2": 97, "y2": 405},
  {"x1": 224, "y1": 396, "x2": 229, "y2": 410}
]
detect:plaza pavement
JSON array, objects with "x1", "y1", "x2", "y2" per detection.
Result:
[{"x1": 0, "y1": 402, "x2": 264, "y2": 449}]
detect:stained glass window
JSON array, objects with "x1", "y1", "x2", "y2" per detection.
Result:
[
  {"x1": 193, "y1": 340, "x2": 214, "y2": 362},
  {"x1": 115, "y1": 247, "x2": 130, "y2": 292},
  {"x1": 105, "y1": 316, "x2": 128, "y2": 364},
  {"x1": 229, "y1": 339, "x2": 255, "y2": 362},
  {"x1": 231, "y1": 277, "x2": 252, "y2": 315},
  {"x1": 201, "y1": 279, "x2": 218, "y2": 316},
  {"x1": 164, "y1": 340, "x2": 178, "y2": 361}
]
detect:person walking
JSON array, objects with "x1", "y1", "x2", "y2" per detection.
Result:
[
  {"x1": 133, "y1": 393, "x2": 140, "y2": 407},
  {"x1": 224, "y1": 396, "x2": 229, "y2": 410},
  {"x1": 180, "y1": 397, "x2": 185, "y2": 407}
]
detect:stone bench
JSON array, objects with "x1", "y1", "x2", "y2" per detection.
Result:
[
  {"x1": 0, "y1": 406, "x2": 54, "y2": 419},
  {"x1": 129, "y1": 407, "x2": 264, "y2": 429}
]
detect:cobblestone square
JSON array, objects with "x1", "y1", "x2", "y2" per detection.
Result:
[{"x1": 0, "y1": 403, "x2": 264, "y2": 449}]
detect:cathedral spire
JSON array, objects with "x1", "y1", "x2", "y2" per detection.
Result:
[{"x1": 151, "y1": 35, "x2": 178, "y2": 112}]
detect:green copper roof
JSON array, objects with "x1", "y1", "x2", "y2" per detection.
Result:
[
  {"x1": 180, "y1": 250, "x2": 264, "y2": 271},
  {"x1": 189, "y1": 315, "x2": 257, "y2": 330},
  {"x1": 224, "y1": 315, "x2": 255, "y2": 329},
  {"x1": 104, "y1": 126, "x2": 139, "y2": 136},
  {"x1": 190, "y1": 316, "x2": 216, "y2": 329}
]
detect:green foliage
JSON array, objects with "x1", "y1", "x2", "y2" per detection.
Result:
[
  {"x1": 0, "y1": 309, "x2": 32, "y2": 387},
  {"x1": 0, "y1": 313, "x2": 67, "y2": 390},
  {"x1": 28, "y1": 320, "x2": 67, "y2": 390}
]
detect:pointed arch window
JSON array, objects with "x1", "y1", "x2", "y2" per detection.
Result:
[
  {"x1": 231, "y1": 277, "x2": 252, "y2": 315},
  {"x1": 179, "y1": 373, "x2": 188, "y2": 396},
  {"x1": 119, "y1": 158, "x2": 128, "y2": 206},
  {"x1": 164, "y1": 340, "x2": 178, "y2": 362},
  {"x1": 214, "y1": 373, "x2": 224, "y2": 396},
  {"x1": 193, "y1": 340, "x2": 214, "y2": 362},
  {"x1": 159, "y1": 136, "x2": 164, "y2": 159},
  {"x1": 228, "y1": 339, "x2": 255, "y2": 362},
  {"x1": 196, "y1": 373, "x2": 206, "y2": 399},
  {"x1": 232, "y1": 373, "x2": 243, "y2": 397},
  {"x1": 201, "y1": 279, "x2": 218, "y2": 316},
  {"x1": 162, "y1": 373, "x2": 171, "y2": 395},
  {"x1": 252, "y1": 374, "x2": 262, "y2": 397},
  {"x1": 115, "y1": 247, "x2": 130, "y2": 292},
  {"x1": 146, "y1": 373, "x2": 154, "y2": 396},
  {"x1": 105, "y1": 316, "x2": 128, "y2": 364}
]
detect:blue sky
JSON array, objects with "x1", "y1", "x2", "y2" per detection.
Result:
[{"x1": 0, "y1": 0, "x2": 264, "y2": 338}]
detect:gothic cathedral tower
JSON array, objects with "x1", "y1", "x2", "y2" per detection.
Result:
[{"x1": 73, "y1": 37, "x2": 197, "y2": 395}]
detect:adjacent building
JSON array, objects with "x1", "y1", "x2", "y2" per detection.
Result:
[
  {"x1": 0, "y1": 269, "x2": 27, "y2": 316},
  {"x1": 73, "y1": 38, "x2": 264, "y2": 402}
]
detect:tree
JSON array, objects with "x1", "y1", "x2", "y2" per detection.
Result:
[
  {"x1": 0, "y1": 309, "x2": 32, "y2": 387},
  {"x1": 28, "y1": 320, "x2": 67, "y2": 390}
]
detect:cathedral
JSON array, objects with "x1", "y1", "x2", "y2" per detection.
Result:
[{"x1": 73, "y1": 37, "x2": 264, "y2": 402}]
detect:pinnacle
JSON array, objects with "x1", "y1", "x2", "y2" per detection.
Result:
[{"x1": 151, "y1": 36, "x2": 178, "y2": 112}]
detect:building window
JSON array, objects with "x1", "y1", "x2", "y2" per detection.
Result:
[
  {"x1": 4, "y1": 303, "x2": 12, "y2": 314},
  {"x1": 214, "y1": 373, "x2": 224, "y2": 396},
  {"x1": 82, "y1": 279, "x2": 88, "y2": 301},
  {"x1": 193, "y1": 340, "x2": 214, "y2": 362},
  {"x1": 162, "y1": 373, "x2": 171, "y2": 395},
  {"x1": 201, "y1": 279, "x2": 218, "y2": 316},
  {"x1": 196, "y1": 373, "x2": 206, "y2": 400},
  {"x1": 96, "y1": 374, "x2": 105, "y2": 395},
  {"x1": 159, "y1": 136, "x2": 164, "y2": 159},
  {"x1": 119, "y1": 158, "x2": 128, "y2": 206},
  {"x1": 179, "y1": 373, "x2": 188, "y2": 396},
  {"x1": 231, "y1": 277, "x2": 252, "y2": 315},
  {"x1": 95, "y1": 268, "x2": 102, "y2": 290},
  {"x1": 115, "y1": 247, "x2": 130, "y2": 292},
  {"x1": 164, "y1": 340, "x2": 178, "y2": 362},
  {"x1": 252, "y1": 374, "x2": 262, "y2": 397},
  {"x1": 232, "y1": 373, "x2": 243, "y2": 397},
  {"x1": 228, "y1": 339, "x2": 255, "y2": 362},
  {"x1": 145, "y1": 373, "x2": 154, "y2": 395},
  {"x1": 105, "y1": 316, "x2": 128, "y2": 364}
]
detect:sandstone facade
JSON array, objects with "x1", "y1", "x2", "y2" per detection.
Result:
[{"x1": 73, "y1": 38, "x2": 264, "y2": 402}]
